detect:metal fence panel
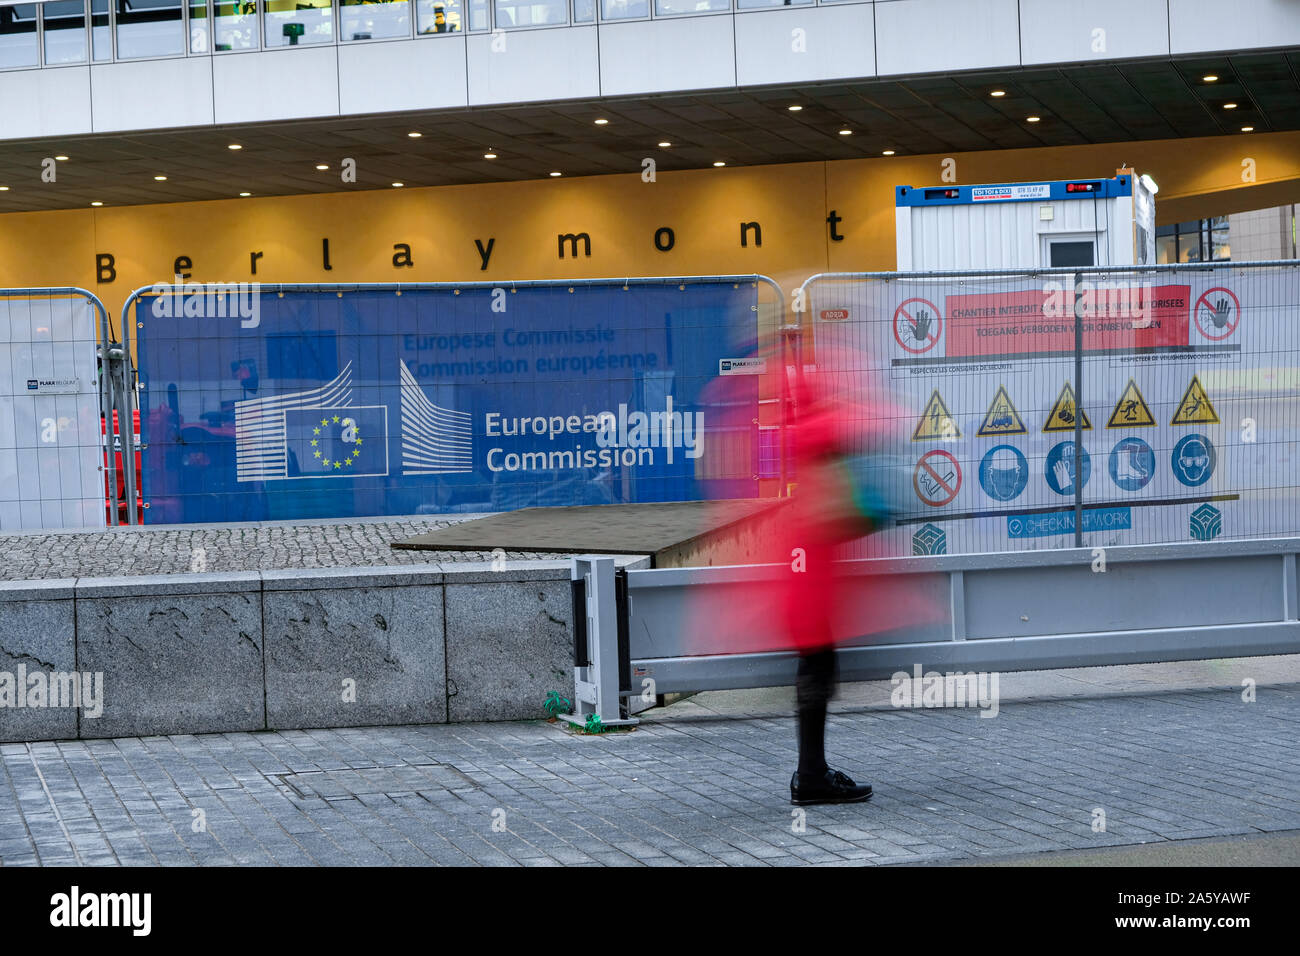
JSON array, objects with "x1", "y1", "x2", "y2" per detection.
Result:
[
  {"x1": 0, "y1": 290, "x2": 109, "y2": 530},
  {"x1": 800, "y1": 262, "x2": 1300, "y2": 557},
  {"x1": 127, "y1": 278, "x2": 781, "y2": 524}
]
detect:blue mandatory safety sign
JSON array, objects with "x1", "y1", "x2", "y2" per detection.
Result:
[
  {"x1": 1044, "y1": 441, "x2": 1090, "y2": 496},
  {"x1": 1171, "y1": 433, "x2": 1216, "y2": 487},
  {"x1": 1007, "y1": 507, "x2": 1131, "y2": 538},
  {"x1": 1108, "y1": 436, "x2": 1156, "y2": 491},
  {"x1": 978, "y1": 444, "x2": 1029, "y2": 501}
]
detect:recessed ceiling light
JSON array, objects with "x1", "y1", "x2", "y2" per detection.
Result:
[
  {"x1": 1026, "y1": 115, "x2": 1041, "y2": 123},
  {"x1": 1203, "y1": 74, "x2": 1219, "y2": 82},
  {"x1": 0, "y1": 186, "x2": 8, "y2": 191},
  {"x1": 391, "y1": 182, "x2": 405, "y2": 187},
  {"x1": 990, "y1": 90, "x2": 1006, "y2": 97},
  {"x1": 713, "y1": 161, "x2": 726, "y2": 167},
  {"x1": 228, "y1": 144, "x2": 242, "y2": 150},
  {"x1": 90, "y1": 201, "x2": 102, "y2": 206},
  {"x1": 658, "y1": 141, "x2": 671, "y2": 148},
  {"x1": 153, "y1": 175, "x2": 167, "y2": 181},
  {"x1": 238, "y1": 192, "x2": 251, "y2": 197},
  {"x1": 839, "y1": 129, "x2": 852, "y2": 135},
  {"x1": 407, "y1": 132, "x2": 422, "y2": 138},
  {"x1": 1223, "y1": 102, "x2": 1238, "y2": 109},
  {"x1": 549, "y1": 171, "x2": 562, "y2": 177},
  {"x1": 594, "y1": 118, "x2": 609, "y2": 125},
  {"x1": 315, "y1": 164, "x2": 329, "y2": 170},
  {"x1": 882, "y1": 150, "x2": 896, "y2": 156},
  {"x1": 54, "y1": 155, "x2": 69, "y2": 161},
  {"x1": 1241, "y1": 125, "x2": 1255, "y2": 132},
  {"x1": 483, "y1": 152, "x2": 497, "y2": 159},
  {"x1": 788, "y1": 105, "x2": 802, "y2": 111}
]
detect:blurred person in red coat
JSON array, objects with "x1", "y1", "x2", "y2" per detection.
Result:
[
  {"x1": 692, "y1": 344, "x2": 941, "y2": 805},
  {"x1": 783, "y1": 366, "x2": 881, "y2": 804}
]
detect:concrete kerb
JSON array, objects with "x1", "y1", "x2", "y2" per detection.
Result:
[{"x1": 0, "y1": 556, "x2": 651, "y2": 743}]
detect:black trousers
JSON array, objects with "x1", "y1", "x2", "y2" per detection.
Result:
[{"x1": 796, "y1": 645, "x2": 837, "y2": 776}]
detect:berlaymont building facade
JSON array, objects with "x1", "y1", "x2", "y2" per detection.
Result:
[{"x1": 0, "y1": 0, "x2": 1296, "y2": 312}]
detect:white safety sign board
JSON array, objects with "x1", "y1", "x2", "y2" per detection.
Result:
[{"x1": 809, "y1": 265, "x2": 1281, "y2": 555}]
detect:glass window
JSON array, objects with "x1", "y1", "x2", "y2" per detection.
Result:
[
  {"x1": 91, "y1": 0, "x2": 111, "y2": 59},
  {"x1": 116, "y1": 0, "x2": 185, "y2": 58},
  {"x1": 264, "y1": 0, "x2": 333, "y2": 46},
  {"x1": 190, "y1": 0, "x2": 208, "y2": 52},
  {"x1": 572, "y1": 0, "x2": 592, "y2": 21},
  {"x1": 44, "y1": 0, "x2": 89, "y2": 64},
  {"x1": 655, "y1": 0, "x2": 728, "y2": 14},
  {"x1": 1211, "y1": 225, "x2": 1231, "y2": 261},
  {"x1": 341, "y1": 0, "x2": 409, "y2": 40},
  {"x1": 494, "y1": 0, "x2": 566, "y2": 27},
  {"x1": 0, "y1": 3, "x2": 39, "y2": 69},
  {"x1": 211, "y1": 0, "x2": 256, "y2": 49},
  {"x1": 1155, "y1": 234, "x2": 1177, "y2": 265},
  {"x1": 1048, "y1": 239, "x2": 1095, "y2": 268},
  {"x1": 737, "y1": 0, "x2": 809, "y2": 7},
  {"x1": 416, "y1": 0, "x2": 462, "y2": 31},
  {"x1": 600, "y1": 0, "x2": 646, "y2": 17}
]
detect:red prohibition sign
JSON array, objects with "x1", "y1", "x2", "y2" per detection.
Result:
[
  {"x1": 913, "y1": 449, "x2": 962, "y2": 507},
  {"x1": 893, "y1": 297, "x2": 942, "y2": 353},
  {"x1": 1194, "y1": 287, "x2": 1241, "y2": 341}
]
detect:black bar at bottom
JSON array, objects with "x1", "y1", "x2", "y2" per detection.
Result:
[
  {"x1": 570, "y1": 576, "x2": 589, "y2": 668},
  {"x1": 615, "y1": 568, "x2": 632, "y2": 699}
]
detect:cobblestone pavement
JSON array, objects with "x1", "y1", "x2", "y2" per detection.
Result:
[
  {"x1": 0, "y1": 516, "x2": 564, "y2": 580},
  {"x1": 1, "y1": 660, "x2": 1296, "y2": 866}
]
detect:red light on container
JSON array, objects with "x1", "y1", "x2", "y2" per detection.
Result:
[{"x1": 1066, "y1": 182, "x2": 1099, "y2": 193}]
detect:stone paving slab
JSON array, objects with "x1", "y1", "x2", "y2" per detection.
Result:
[
  {"x1": 0, "y1": 658, "x2": 1296, "y2": 866},
  {"x1": 0, "y1": 515, "x2": 567, "y2": 580}
]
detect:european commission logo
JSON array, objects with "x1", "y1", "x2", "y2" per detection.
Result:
[{"x1": 234, "y1": 363, "x2": 389, "y2": 481}]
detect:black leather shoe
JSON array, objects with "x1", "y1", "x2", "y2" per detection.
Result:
[{"x1": 790, "y1": 768, "x2": 873, "y2": 805}]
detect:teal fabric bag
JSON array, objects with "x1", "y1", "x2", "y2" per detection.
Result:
[{"x1": 844, "y1": 454, "x2": 912, "y2": 531}]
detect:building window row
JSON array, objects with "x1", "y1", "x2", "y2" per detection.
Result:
[
  {"x1": 0, "y1": 0, "x2": 844, "y2": 67},
  {"x1": 1155, "y1": 217, "x2": 1231, "y2": 264}
]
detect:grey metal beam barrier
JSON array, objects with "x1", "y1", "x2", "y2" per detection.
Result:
[
  {"x1": 574, "y1": 537, "x2": 1300, "y2": 705},
  {"x1": 566, "y1": 556, "x2": 640, "y2": 727}
]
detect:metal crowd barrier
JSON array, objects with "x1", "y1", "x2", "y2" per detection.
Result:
[
  {"x1": 797, "y1": 260, "x2": 1300, "y2": 556},
  {"x1": 0, "y1": 287, "x2": 132, "y2": 529},
  {"x1": 119, "y1": 275, "x2": 791, "y2": 526},
  {"x1": 569, "y1": 537, "x2": 1300, "y2": 722}
]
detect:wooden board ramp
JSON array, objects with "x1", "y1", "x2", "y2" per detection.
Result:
[{"x1": 392, "y1": 500, "x2": 787, "y2": 568}]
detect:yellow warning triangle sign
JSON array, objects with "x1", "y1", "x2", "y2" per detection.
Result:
[
  {"x1": 977, "y1": 385, "x2": 1027, "y2": 436},
  {"x1": 1043, "y1": 382, "x2": 1090, "y2": 432},
  {"x1": 913, "y1": 389, "x2": 961, "y2": 440},
  {"x1": 1106, "y1": 379, "x2": 1156, "y2": 428},
  {"x1": 1171, "y1": 375, "x2": 1220, "y2": 425}
]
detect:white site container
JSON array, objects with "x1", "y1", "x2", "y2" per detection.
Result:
[{"x1": 895, "y1": 173, "x2": 1157, "y2": 272}]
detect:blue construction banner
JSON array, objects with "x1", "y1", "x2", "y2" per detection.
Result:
[{"x1": 136, "y1": 282, "x2": 762, "y2": 523}]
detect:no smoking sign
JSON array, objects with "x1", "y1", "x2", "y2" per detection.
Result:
[{"x1": 914, "y1": 449, "x2": 961, "y2": 507}]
